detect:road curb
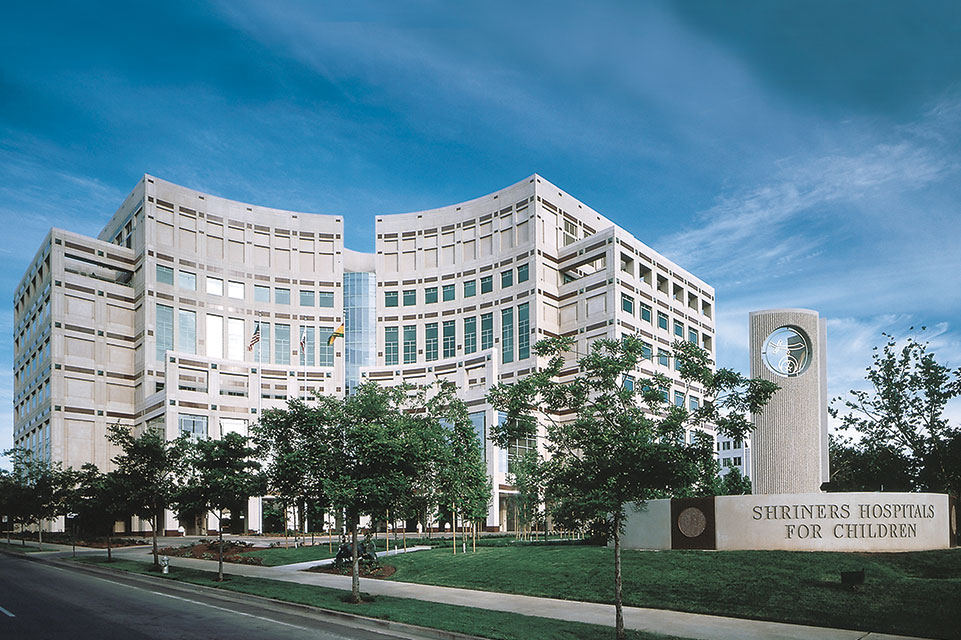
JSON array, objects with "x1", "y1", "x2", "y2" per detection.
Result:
[{"x1": 46, "y1": 555, "x2": 489, "y2": 640}]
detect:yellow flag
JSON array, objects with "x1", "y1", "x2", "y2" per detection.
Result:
[{"x1": 327, "y1": 323, "x2": 345, "y2": 346}]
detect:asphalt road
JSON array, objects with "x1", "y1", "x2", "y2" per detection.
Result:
[{"x1": 0, "y1": 553, "x2": 424, "y2": 640}]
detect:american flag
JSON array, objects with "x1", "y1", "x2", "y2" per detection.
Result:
[
  {"x1": 247, "y1": 323, "x2": 261, "y2": 351},
  {"x1": 300, "y1": 328, "x2": 307, "y2": 354}
]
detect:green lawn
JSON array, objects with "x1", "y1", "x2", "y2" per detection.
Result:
[
  {"x1": 74, "y1": 557, "x2": 681, "y2": 640},
  {"x1": 0, "y1": 541, "x2": 44, "y2": 552},
  {"x1": 383, "y1": 545, "x2": 961, "y2": 639},
  {"x1": 239, "y1": 545, "x2": 336, "y2": 566}
]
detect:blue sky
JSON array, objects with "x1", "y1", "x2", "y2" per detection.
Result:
[{"x1": 3, "y1": 1, "x2": 960, "y2": 467}]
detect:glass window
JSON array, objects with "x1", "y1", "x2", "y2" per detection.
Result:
[
  {"x1": 156, "y1": 304, "x2": 173, "y2": 361},
  {"x1": 480, "y1": 275, "x2": 493, "y2": 294},
  {"x1": 206, "y1": 314, "x2": 223, "y2": 359},
  {"x1": 425, "y1": 323, "x2": 438, "y2": 361},
  {"x1": 403, "y1": 325, "x2": 417, "y2": 364},
  {"x1": 178, "y1": 309, "x2": 196, "y2": 354},
  {"x1": 178, "y1": 414, "x2": 207, "y2": 440},
  {"x1": 517, "y1": 263, "x2": 529, "y2": 283},
  {"x1": 688, "y1": 328, "x2": 698, "y2": 345},
  {"x1": 442, "y1": 284, "x2": 455, "y2": 301},
  {"x1": 621, "y1": 294, "x2": 634, "y2": 314},
  {"x1": 156, "y1": 264, "x2": 174, "y2": 285},
  {"x1": 640, "y1": 303, "x2": 652, "y2": 323},
  {"x1": 675, "y1": 391, "x2": 685, "y2": 407},
  {"x1": 657, "y1": 312, "x2": 668, "y2": 330},
  {"x1": 501, "y1": 270, "x2": 513, "y2": 288},
  {"x1": 275, "y1": 288, "x2": 290, "y2": 305},
  {"x1": 425, "y1": 287, "x2": 438, "y2": 304},
  {"x1": 659, "y1": 386, "x2": 669, "y2": 402},
  {"x1": 690, "y1": 396, "x2": 700, "y2": 411},
  {"x1": 518, "y1": 302, "x2": 530, "y2": 360},
  {"x1": 227, "y1": 281, "x2": 244, "y2": 299},
  {"x1": 206, "y1": 276, "x2": 223, "y2": 296},
  {"x1": 469, "y1": 411, "x2": 486, "y2": 463},
  {"x1": 443, "y1": 320, "x2": 456, "y2": 358},
  {"x1": 226, "y1": 317, "x2": 244, "y2": 360},
  {"x1": 385, "y1": 291, "x2": 398, "y2": 307},
  {"x1": 275, "y1": 324, "x2": 290, "y2": 364},
  {"x1": 300, "y1": 290, "x2": 315, "y2": 307},
  {"x1": 641, "y1": 341, "x2": 653, "y2": 360},
  {"x1": 318, "y1": 292, "x2": 334, "y2": 308},
  {"x1": 318, "y1": 326, "x2": 334, "y2": 367},
  {"x1": 463, "y1": 280, "x2": 476, "y2": 298},
  {"x1": 254, "y1": 285, "x2": 270, "y2": 303},
  {"x1": 481, "y1": 313, "x2": 494, "y2": 350},
  {"x1": 252, "y1": 322, "x2": 270, "y2": 363},
  {"x1": 501, "y1": 307, "x2": 514, "y2": 364},
  {"x1": 299, "y1": 326, "x2": 315, "y2": 366},
  {"x1": 179, "y1": 271, "x2": 196, "y2": 291},
  {"x1": 674, "y1": 321, "x2": 684, "y2": 338},
  {"x1": 623, "y1": 375, "x2": 635, "y2": 391},
  {"x1": 658, "y1": 348, "x2": 669, "y2": 367},
  {"x1": 385, "y1": 327, "x2": 399, "y2": 365},
  {"x1": 464, "y1": 317, "x2": 477, "y2": 354}
]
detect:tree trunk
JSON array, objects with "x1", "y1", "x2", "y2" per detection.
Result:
[
  {"x1": 350, "y1": 522, "x2": 361, "y2": 603},
  {"x1": 218, "y1": 512, "x2": 225, "y2": 582},
  {"x1": 37, "y1": 520, "x2": 43, "y2": 551},
  {"x1": 152, "y1": 512, "x2": 160, "y2": 570},
  {"x1": 613, "y1": 517, "x2": 625, "y2": 640},
  {"x1": 451, "y1": 504, "x2": 456, "y2": 555},
  {"x1": 386, "y1": 509, "x2": 390, "y2": 555},
  {"x1": 107, "y1": 530, "x2": 112, "y2": 562}
]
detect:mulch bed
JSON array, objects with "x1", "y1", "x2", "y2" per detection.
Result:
[
  {"x1": 305, "y1": 564, "x2": 397, "y2": 579},
  {"x1": 158, "y1": 541, "x2": 265, "y2": 565}
]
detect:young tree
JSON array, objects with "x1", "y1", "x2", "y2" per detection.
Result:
[
  {"x1": 488, "y1": 336, "x2": 777, "y2": 640},
  {"x1": 4, "y1": 448, "x2": 75, "y2": 551},
  {"x1": 70, "y1": 464, "x2": 131, "y2": 561},
  {"x1": 107, "y1": 424, "x2": 186, "y2": 570},
  {"x1": 0, "y1": 469, "x2": 25, "y2": 546},
  {"x1": 175, "y1": 432, "x2": 262, "y2": 581},
  {"x1": 719, "y1": 467, "x2": 753, "y2": 496},
  {"x1": 506, "y1": 450, "x2": 544, "y2": 540},
  {"x1": 831, "y1": 329, "x2": 961, "y2": 497},
  {"x1": 429, "y1": 381, "x2": 491, "y2": 553}
]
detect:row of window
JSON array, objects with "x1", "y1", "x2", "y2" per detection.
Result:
[
  {"x1": 622, "y1": 375, "x2": 701, "y2": 411},
  {"x1": 157, "y1": 264, "x2": 335, "y2": 307},
  {"x1": 385, "y1": 264, "x2": 529, "y2": 308},
  {"x1": 155, "y1": 304, "x2": 336, "y2": 366},
  {"x1": 383, "y1": 303, "x2": 531, "y2": 365},
  {"x1": 621, "y1": 293, "x2": 705, "y2": 347},
  {"x1": 721, "y1": 456, "x2": 744, "y2": 467}
]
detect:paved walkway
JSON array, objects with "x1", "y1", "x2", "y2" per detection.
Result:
[{"x1": 84, "y1": 545, "x2": 924, "y2": 640}]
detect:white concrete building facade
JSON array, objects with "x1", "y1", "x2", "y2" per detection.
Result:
[{"x1": 13, "y1": 174, "x2": 716, "y2": 533}]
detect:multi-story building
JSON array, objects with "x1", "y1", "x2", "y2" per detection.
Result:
[
  {"x1": 717, "y1": 434, "x2": 752, "y2": 481},
  {"x1": 13, "y1": 173, "x2": 716, "y2": 533}
]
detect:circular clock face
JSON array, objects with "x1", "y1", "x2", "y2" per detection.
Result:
[{"x1": 761, "y1": 326, "x2": 812, "y2": 377}]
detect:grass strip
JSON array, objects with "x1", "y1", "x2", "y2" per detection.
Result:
[
  {"x1": 239, "y1": 545, "x2": 337, "y2": 566},
  {"x1": 0, "y1": 541, "x2": 44, "y2": 552},
  {"x1": 74, "y1": 556, "x2": 683, "y2": 640},
  {"x1": 384, "y1": 545, "x2": 961, "y2": 639}
]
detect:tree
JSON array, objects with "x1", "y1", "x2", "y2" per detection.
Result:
[
  {"x1": 0, "y1": 469, "x2": 25, "y2": 546},
  {"x1": 107, "y1": 424, "x2": 186, "y2": 570},
  {"x1": 831, "y1": 329, "x2": 961, "y2": 497},
  {"x1": 828, "y1": 433, "x2": 916, "y2": 493},
  {"x1": 70, "y1": 464, "x2": 131, "y2": 561},
  {"x1": 488, "y1": 336, "x2": 777, "y2": 640},
  {"x1": 506, "y1": 450, "x2": 544, "y2": 540},
  {"x1": 175, "y1": 432, "x2": 262, "y2": 581},
  {"x1": 719, "y1": 467, "x2": 753, "y2": 496},
  {"x1": 4, "y1": 448, "x2": 75, "y2": 551},
  {"x1": 430, "y1": 382, "x2": 491, "y2": 553}
]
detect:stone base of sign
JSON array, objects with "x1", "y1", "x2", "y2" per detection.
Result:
[{"x1": 619, "y1": 492, "x2": 958, "y2": 552}]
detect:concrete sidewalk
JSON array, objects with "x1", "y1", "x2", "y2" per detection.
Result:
[{"x1": 105, "y1": 546, "x2": 924, "y2": 640}]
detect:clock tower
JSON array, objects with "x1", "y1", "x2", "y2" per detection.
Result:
[{"x1": 749, "y1": 309, "x2": 830, "y2": 494}]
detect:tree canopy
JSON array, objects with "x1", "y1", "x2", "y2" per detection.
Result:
[
  {"x1": 487, "y1": 335, "x2": 777, "y2": 640},
  {"x1": 830, "y1": 329, "x2": 961, "y2": 497}
]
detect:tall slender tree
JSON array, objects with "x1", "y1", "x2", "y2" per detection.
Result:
[
  {"x1": 175, "y1": 432, "x2": 262, "y2": 581},
  {"x1": 107, "y1": 424, "x2": 187, "y2": 570}
]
